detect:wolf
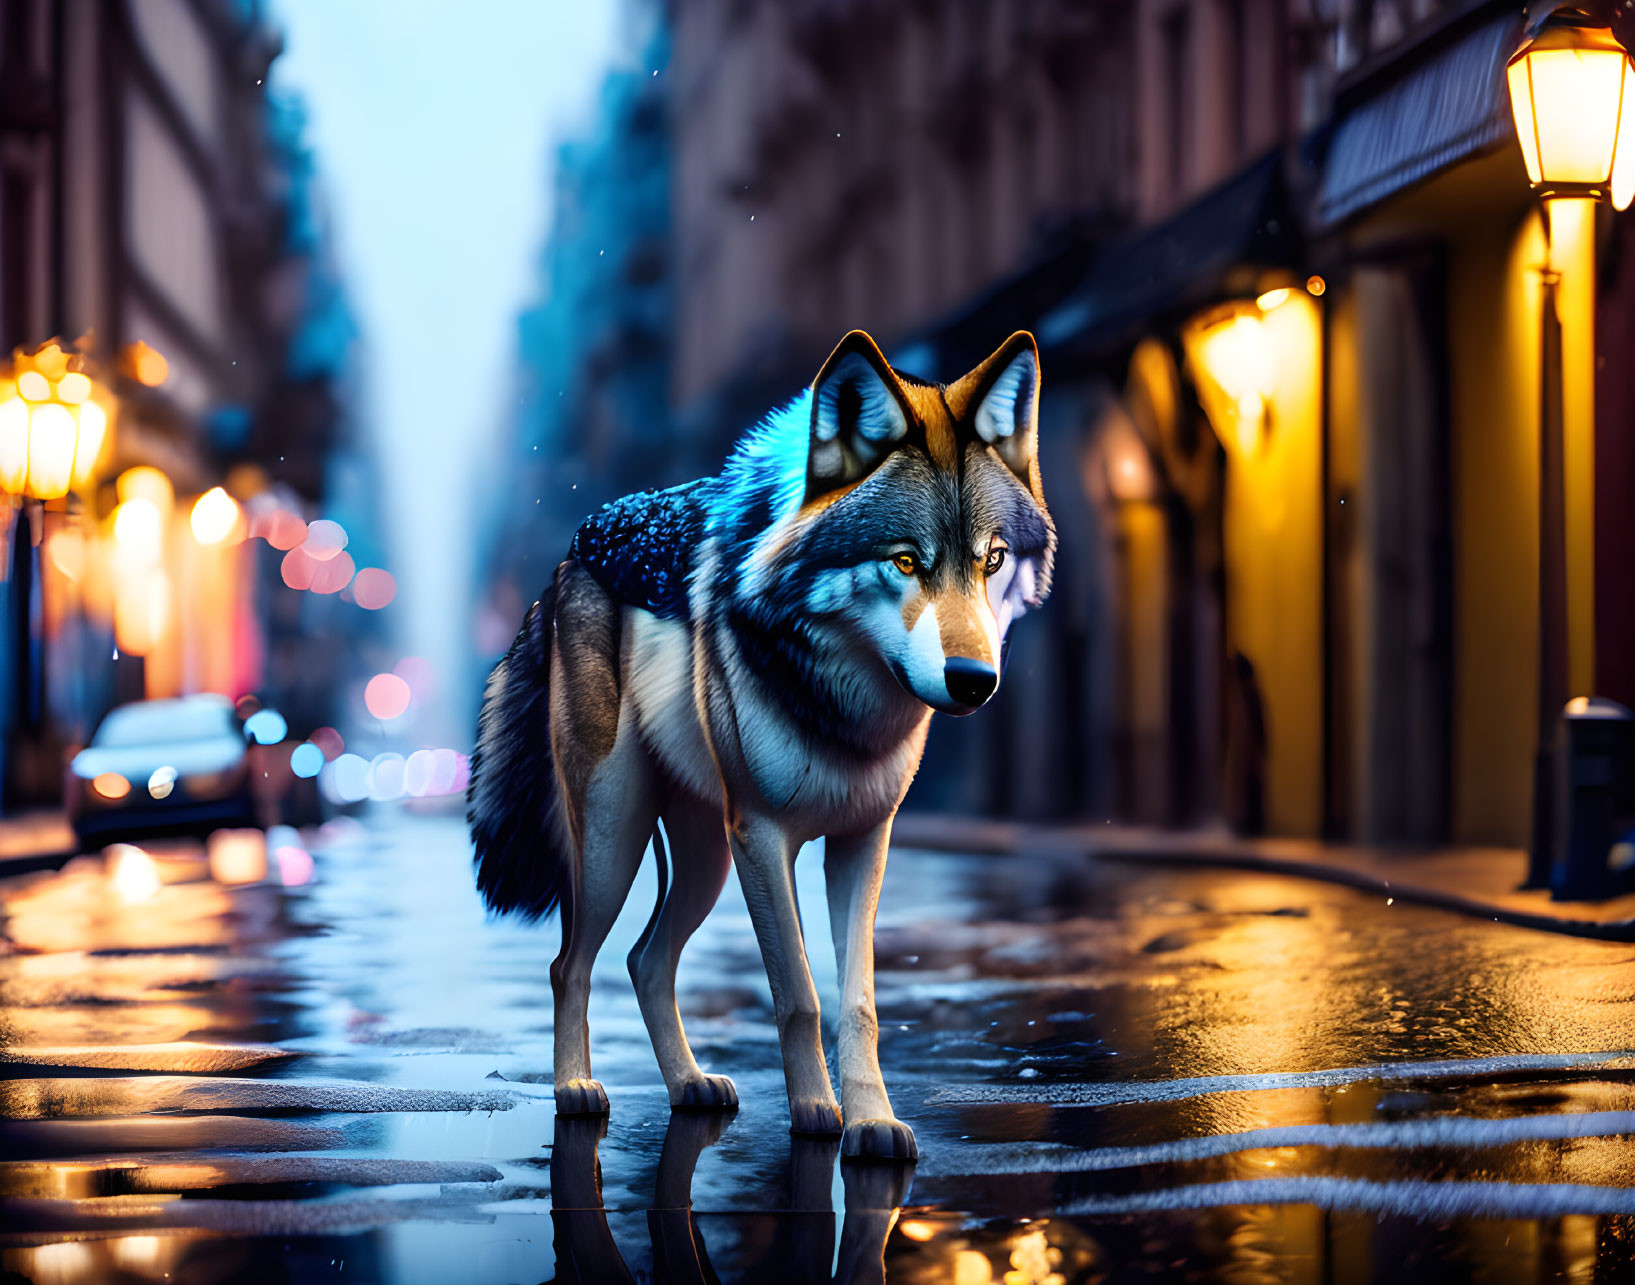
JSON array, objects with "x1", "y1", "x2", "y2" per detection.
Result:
[{"x1": 469, "y1": 330, "x2": 1054, "y2": 1160}]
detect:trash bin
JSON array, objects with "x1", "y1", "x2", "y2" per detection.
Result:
[{"x1": 1552, "y1": 697, "x2": 1635, "y2": 901}]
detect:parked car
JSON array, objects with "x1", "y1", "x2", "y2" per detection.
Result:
[{"x1": 67, "y1": 695, "x2": 257, "y2": 849}]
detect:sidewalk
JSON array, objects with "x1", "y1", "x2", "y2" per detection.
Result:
[{"x1": 891, "y1": 814, "x2": 1635, "y2": 942}]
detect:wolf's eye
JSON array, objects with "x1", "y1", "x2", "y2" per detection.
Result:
[
  {"x1": 983, "y1": 546, "x2": 1007, "y2": 576},
  {"x1": 891, "y1": 552, "x2": 919, "y2": 576}
]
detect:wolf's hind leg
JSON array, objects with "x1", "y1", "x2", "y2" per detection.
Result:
[
  {"x1": 628, "y1": 793, "x2": 736, "y2": 1110},
  {"x1": 552, "y1": 711, "x2": 658, "y2": 1115}
]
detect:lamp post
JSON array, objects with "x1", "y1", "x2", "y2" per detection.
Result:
[
  {"x1": 1506, "y1": 2, "x2": 1634, "y2": 885},
  {"x1": 0, "y1": 340, "x2": 115, "y2": 807}
]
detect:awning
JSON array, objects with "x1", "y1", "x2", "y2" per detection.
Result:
[
  {"x1": 1038, "y1": 152, "x2": 1299, "y2": 360},
  {"x1": 1314, "y1": 8, "x2": 1522, "y2": 228}
]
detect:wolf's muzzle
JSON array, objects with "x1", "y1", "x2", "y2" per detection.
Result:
[{"x1": 944, "y1": 657, "x2": 998, "y2": 710}]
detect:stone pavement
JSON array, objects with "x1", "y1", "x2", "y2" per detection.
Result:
[{"x1": 1, "y1": 811, "x2": 1633, "y2": 1283}]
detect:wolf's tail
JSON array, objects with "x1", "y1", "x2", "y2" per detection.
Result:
[{"x1": 468, "y1": 580, "x2": 570, "y2": 919}]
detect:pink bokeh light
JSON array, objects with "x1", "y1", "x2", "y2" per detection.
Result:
[
  {"x1": 310, "y1": 550, "x2": 356, "y2": 595},
  {"x1": 352, "y1": 567, "x2": 396, "y2": 610},
  {"x1": 364, "y1": 672, "x2": 411, "y2": 721}
]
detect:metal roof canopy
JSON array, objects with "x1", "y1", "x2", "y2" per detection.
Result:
[
  {"x1": 1314, "y1": 7, "x2": 1523, "y2": 229},
  {"x1": 1038, "y1": 152, "x2": 1300, "y2": 362}
]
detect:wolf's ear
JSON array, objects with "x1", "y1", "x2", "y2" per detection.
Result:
[
  {"x1": 954, "y1": 332, "x2": 1041, "y2": 490},
  {"x1": 807, "y1": 330, "x2": 913, "y2": 500}
]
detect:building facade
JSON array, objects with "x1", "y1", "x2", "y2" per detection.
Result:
[
  {"x1": 494, "y1": 0, "x2": 1635, "y2": 848},
  {"x1": 0, "y1": 0, "x2": 352, "y2": 808}
]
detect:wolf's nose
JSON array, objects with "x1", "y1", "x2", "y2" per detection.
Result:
[{"x1": 944, "y1": 657, "x2": 998, "y2": 708}]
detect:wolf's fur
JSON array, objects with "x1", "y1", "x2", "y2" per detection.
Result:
[{"x1": 470, "y1": 331, "x2": 1055, "y2": 1159}]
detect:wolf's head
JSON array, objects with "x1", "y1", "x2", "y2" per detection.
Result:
[{"x1": 732, "y1": 330, "x2": 1055, "y2": 721}]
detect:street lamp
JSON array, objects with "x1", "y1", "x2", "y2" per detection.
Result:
[
  {"x1": 1182, "y1": 305, "x2": 1274, "y2": 458},
  {"x1": 0, "y1": 342, "x2": 112, "y2": 501},
  {"x1": 1507, "y1": 5, "x2": 1635, "y2": 207},
  {"x1": 1505, "y1": 2, "x2": 1632, "y2": 886}
]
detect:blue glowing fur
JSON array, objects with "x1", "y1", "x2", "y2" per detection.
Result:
[{"x1": 709, "y1": 391, "x2": 812, "y2": 534}]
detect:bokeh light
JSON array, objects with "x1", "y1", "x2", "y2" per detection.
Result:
[
  {"x1": 310, "y1": 726, "x2": 344, "y2": 759},
  {"x1": 370, "y1": 753, "x2": 406, "y2": 800},
  {"x1": 364, "y1": 672, "x2": 411, "y2": 720},
  {"x1": 116, "y1": 465, "x2": 174, "y2": 511},
  {"x1": 107, "y1": 844, "x2": 160, "y2": 902},
  {"x1": 125, "y1": 340, "x2": 169, "y2": 386},
  {"x1": 266, "y1": 510, "x2": 309, "y2": 551},
  {"x1": 207, "y1": 828, "x2": 267, "y2": 885},
  {"x1": 302, "y1": 518, "x2": 348, "y2": 560},
  {"x1": 148, "y1": 765, "x2": 177, "y2": 800},
  {"x1": 47, "y1": 528, "x2": 85, "y2": 581},
  {"x1": 330, "y1": 753, "x2": 371, "y2": 803},
  {"x1": 93, "y1": 771, "x2": 130, "y2": 800},
  {"x1": 309, "y1": 549, "x2": 355, "y2": 594},
  {"x1": 244, "y1": 709, "x2": 288, "y2": 744},
  {"x1": 352, "y1": 567, "x2": 396, "y2": 609},
  {"x1": 113, "y1": 498, "x2": 164, "y2": 562},
  {"x1": 277, "y1": 845, "x2": 315, "y2": 887},
  {"x1": 290, "y1": 742, "x2": 325, "y2": 778},
  {"x1": 404, "y1": 748, "x2": 436, "y2": 797},
  {"x1": 430, "y1": 747, "x2": 458, "y2": 794},
  {"x1": 190, "y1": 486, "x2": 242, "y2": 545},
  {"x1": 280, "y1": 546, "x2": 317, "y2": 590}
]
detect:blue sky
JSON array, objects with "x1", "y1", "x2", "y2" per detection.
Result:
[{"x1": 271, "y1": 1, "x2": 628, "y2": 737}]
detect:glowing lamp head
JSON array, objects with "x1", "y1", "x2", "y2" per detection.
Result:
[
  {"x1": 0, "y1": 344, "x2": 115, "y2": 499},
  {"x1": 1507, "y1": 7, "x2": 1635, "y2": 208}
]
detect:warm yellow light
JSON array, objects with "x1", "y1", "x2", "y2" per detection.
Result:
[
  {"x1": 73, "y1": 400, "x2": 108, "y2": 487},
  {"x1": 1615, "y1": 59, "x2": 1635, "y2": 209},
  {"x1": 208, "y1": 828, "x2": 268, "y2": 885},
  {"x1": 0, "y1": 395, "x2": 26, "y2": 493},
  {"x1": 898, "y1": 1219, "x2": 937, "y2": 1242},
  {"x1": 953, "y1": 1250, "x2": 994, "y2": 1285},
  {"x1": 26, "y1": 401, "x2": 76, "y2": 499},
  {"x1": 107, "y1": 843, "x2": 161, "y2": 902},
  {"x1": 47, "y1": 528, "x2": 85, "y2": 581},
  {"x1": 1202, "y1": 316, "x2": 1271, "y2": 420},
  {"x1": 1508, "y1": 20, "x2": 1633, "y2": 199},
  {"x1": 113, "y1": 564, "x2": 168, "y2": 657},
  {"x1": 117, "y1": 465, "x2": 174, "y2": 514},
  {"x1": 1306, "y1": 275, "x2": 1326, "y2": 297},
  {"x1": 126, "y1": 340, "x2": 169, "y2": 387},
  {"x1": 93, "y1": 771, "x2": 131, "y2": 800},
  {"x1": 190, "y1": 486, "x2": 242, "y2": 545},
  {"x1": 1256, "y1": 287, "x2": 1292, "y2": 312},
  {"x1": 1185, "y1": 309, "x2": 1277, "y2": 458},
  {"x1": 0, "y1": 346, "x2": 116, "y2": 498},
  {"x1": 114, "y1": 497, "x2": 164, "y2": 561}
]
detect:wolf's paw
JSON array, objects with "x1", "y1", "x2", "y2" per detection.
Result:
[
  {"x1": 788, "y1": 1096, "x2": 844, "y2": 1137},
  {"x1": 555, "y1": 1078, "x2": 610, "y2": 1116},
  {"x1": 673, "y1": 1074, "x2": 739, "y2": 1111},
  {"x1": 842, "y1": 1117, "x2": 918, "y2": 1162}
]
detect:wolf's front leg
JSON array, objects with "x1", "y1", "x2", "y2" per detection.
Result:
[
  {"x1": 730, "y1": 814, "x2": 842, "y2": 1136},
  {"x1": 825, "y1": 822, "x2": 917, "y2": 1161}
]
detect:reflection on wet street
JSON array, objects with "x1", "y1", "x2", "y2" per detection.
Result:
[{"x1": 2, "y1": 812, "x2": 1634, "y2": 1283}]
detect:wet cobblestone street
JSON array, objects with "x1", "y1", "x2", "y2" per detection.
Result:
[{"x1": 2, "y1": 811, "x2": 1634, "y2": 1283}]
